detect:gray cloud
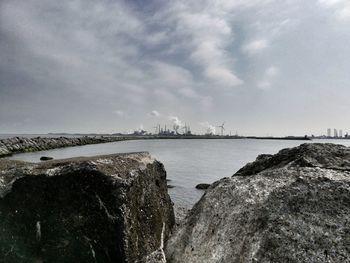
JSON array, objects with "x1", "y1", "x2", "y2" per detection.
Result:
[{"x1": 0, "y1": 0, "x2": 349, "y2": 135}]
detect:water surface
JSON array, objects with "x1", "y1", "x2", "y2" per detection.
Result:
[{"x1": 8, "y1": 139, "x2": 350, "y2": 208}]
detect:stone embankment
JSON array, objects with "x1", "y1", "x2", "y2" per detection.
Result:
[
  {"x1": 0, "y1": 136, "x2": 126, "y2": 157},
  {"x1": 166, "y1": 143, "x2": 350, "y2": 263},
  {"x1": 0, "y1": 152, "x2": 175, "y2": 262},
  {"x1": 1, "y1": 143, "x2": 349, "y2": 262}
]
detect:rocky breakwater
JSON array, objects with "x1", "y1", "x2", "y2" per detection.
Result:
[
  {"x1": 166, "y1": 143, "x2": 350, "y2": 262},
  {"x1": 0, "y1": 136, "x2": 126, "y2": 158},
  {"x1": 0, "y1": 152, "x2": 175, "y2": 262}
]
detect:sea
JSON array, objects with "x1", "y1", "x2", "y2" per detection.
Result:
[{"x1": 4, "y1": 137, "x2": 350, "y2": 208}]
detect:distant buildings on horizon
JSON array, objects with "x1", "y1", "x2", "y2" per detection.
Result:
[
  {"x1": 126, "y1": 126, "x2": 349, "y2": 139},
  {"x1": 326, "y1": 128, "x2": 347, "y2": 138}
]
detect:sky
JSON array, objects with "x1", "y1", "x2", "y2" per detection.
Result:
[{"x1": 0, "y1": 0, "x2": 350, "y2": 136}]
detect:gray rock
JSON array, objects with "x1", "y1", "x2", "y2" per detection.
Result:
[
  {"x1": 0, "y1": 152, "x2": 175, "y2": 262},
  {"x1": 145, "y1": 223, "x2": 167, "y2": 263},
  {"x1": 40, "y1": 156, "x2": 54, "y2": 161},
  {"x1": 0, "y1": 146, "x2": 11, "y2": 156},
  {"x1": 173, "y1": 205, "x2": 190, "y2": 225},
  {"x1": 0, "y1": 136, "x2": 126, "y2": 158},
  {"x1": 166, "y1": 143, "x2": 350, "y2": 263},
  {"x1": 195, "y1": 183, "x2": 210, "y2": 190}
]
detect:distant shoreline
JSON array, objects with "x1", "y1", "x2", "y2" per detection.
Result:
[
  {"x1": 122, "y1": 135, "x2": 312, "y2": 141},
  {"x1": 0, "y1": 136, "x2": 126, "y2": 158},
  {"x1": 1, "y1": 133, "x2": 314, "y2": 140},
  {"x1": 0, "y1": 135, "x2": 311, "y2": 158},
  {"x1": 3, "y1": 134, "x2": 350, "y2": 158}
]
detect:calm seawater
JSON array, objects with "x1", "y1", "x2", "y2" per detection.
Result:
[{"x1": 6, "y1": 139, "x2": 350, "y2": 208}]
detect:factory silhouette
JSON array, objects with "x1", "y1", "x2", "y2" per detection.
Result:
[
  {"x1": 326, "y1": 128, "x2": 348, "y2": 138},
  {"x1": 131, "y1": 125, "x2": 349, "y2": 141}
]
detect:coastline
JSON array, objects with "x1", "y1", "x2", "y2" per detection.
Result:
[
  {"x1": 0, "y1": 136, "x2": 128, "y2": 158},
  {"x1": 0, "y1": 135, "x2": 312, "y2": 158},
  {"x1": 0, "y1": 143, "x2": 349, "y2": 261}
]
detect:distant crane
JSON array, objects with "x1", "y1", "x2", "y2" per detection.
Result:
[{"x1": 217, "y1": 122, "x2": 225, "y2": 136}]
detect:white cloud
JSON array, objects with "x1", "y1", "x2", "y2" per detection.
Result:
[
  {"x1": 190, "y1": 42, "x2": 225, "y2": 68},
  {"x1": 257, "y1": 81, "x2": 272, "y2": 90},
  {"x1": 176, "y1": 87, "x2": 213, "y2": 108},
  {"x1": 161, "y1": 1, "x2": 243, "y2": 88},
  {"x1": 242, "y1": 39, "x2": 269, "y2": 54},
  {"x1": 319, "y1": 0, "x2": 344, "y2": 7},
  {"x1": 177, "y1": 88, "x2": 199, "y2": 99},
  {"x1": 265, "y1": 66, "x2": 278, "y2": 77},
  {"x1": 150, "y1": 61, "x2": 194, "y2": 89},
  {"x1": 200, "y1": 96, "x2": 214, "y2": 108},
  {"x1": 144, "y1": 31, "x2": 168, "y2": 47},
  {"x1": 257, "y1": 65, "x2": 279, "y2": 90},
  {"x1": 337, "y1": 5, "x2": 350, "y2": 20},
  {"x1": 153, "y1": 89, "x2": 177, "y2": 102},
  {"x1": 149, "y1": 110, "x2": 161, "y2": 117},
  {"x1": 319, "y1": 0, "x2": 350, "y2": 20},
  {"x1": 205, "y1": 67, "x2": 243, "y2": 87},
  {"x1": 114, "y1": 110, "x2": 126, "y2": 117},
  {"x1": 2, "y1": 0, "x2": 350, "y2": 135}
]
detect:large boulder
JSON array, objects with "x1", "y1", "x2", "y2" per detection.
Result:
[
  {"x1": 0, "y1": 152, "x2": 175, "y2": 262},
  {"x1": 166, "y1": 143, "x2": 350, "y2": 262}
]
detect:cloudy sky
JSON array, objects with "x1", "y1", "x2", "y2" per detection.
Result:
[{"x1": 1, "y1": 0, "x2": 349, "y2": 136}]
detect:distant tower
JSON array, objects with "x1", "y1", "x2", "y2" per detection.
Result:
[
  {"x1": 334, "y1": 129, "x2": 338, "y2": 138},
  {"x1": 339, "y1": 130, "x2": 343, "y2": 138},
  {"x1": 327, "y1": 128, "x2": 331, "y2": 138}
]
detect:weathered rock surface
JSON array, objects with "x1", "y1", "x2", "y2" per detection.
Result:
[
  {"x1": 0, "y1": 152, "x2": 175, "y2": 262},
  {"x1": 0, "y1": 136, "x2": 127, "y2": 158},
  {"x1": 166, "y1": 143, "x2": 350, "y2": 263}
]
